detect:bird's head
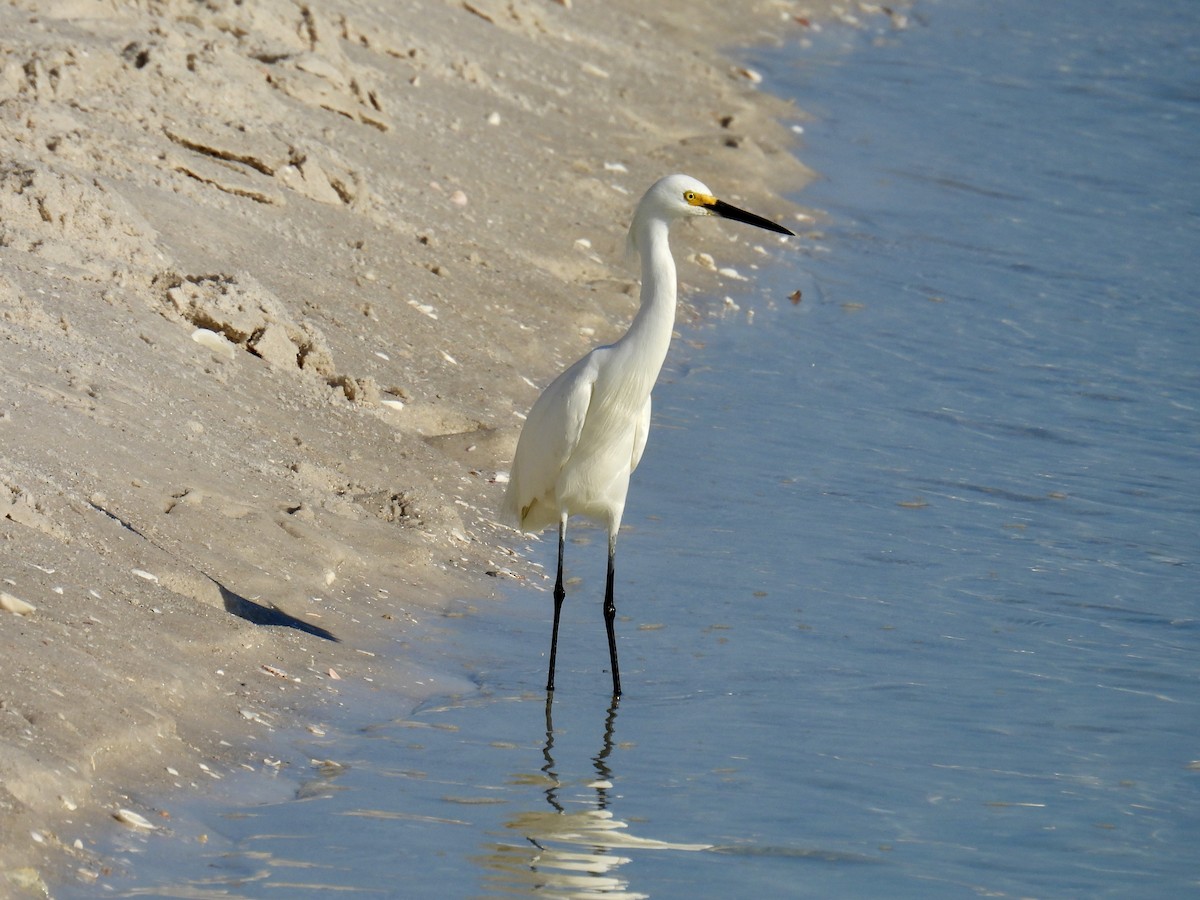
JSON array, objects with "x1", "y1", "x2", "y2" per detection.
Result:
[{"x1": 629, "y1": 174, "x2": 794, "y2": 258}]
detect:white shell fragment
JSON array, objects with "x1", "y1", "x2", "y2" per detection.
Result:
[
  {"x1": 191, "y1": 328, "x2": 236, "y2": 359},
  {"x1": 407, "y1": 299, "x2": 438, "y2": 319},
  {"x1": 131, "y1": 569, "x2": 160, "y2": 583},
  {"x1": 0, "y1": 591, "x2": 36, "y2": 615},
  {"x1": 114, "y1": 808, "x2": 156, "y2": 830},
  {"x1": 240, "y1": 708, "x2": 272, "y2": 726},
  {"x1": 733, "y1": 65, "x2": 763, "y2": 84}
]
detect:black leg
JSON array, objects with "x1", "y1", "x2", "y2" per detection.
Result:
[
  {"x1": 604, "y1": 535, "x2": 622, "y2": 698},
  {"x1": 547, "y1": 517, "x2": 566, "y2": 693}
]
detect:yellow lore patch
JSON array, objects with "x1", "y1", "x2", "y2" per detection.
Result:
[{"x1": 683, "y1": 190, "x2": 717, "y2": 208}]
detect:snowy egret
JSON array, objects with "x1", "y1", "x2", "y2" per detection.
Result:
[{"x1": 504, "y1": 173, "x2": 794, "y2": 696}]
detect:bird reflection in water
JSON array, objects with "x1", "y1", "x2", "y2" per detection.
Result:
[{"x1": 477, "y1": 696, "x2": 709, "y2": 898}]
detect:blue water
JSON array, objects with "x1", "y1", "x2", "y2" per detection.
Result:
[{"x1": 75, "y1": 0, "x2": 1199, "y2": 896}]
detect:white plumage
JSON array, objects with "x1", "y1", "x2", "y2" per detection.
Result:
[{"x1": 504, "y1": 173, "x2": 793, "y2": 696}]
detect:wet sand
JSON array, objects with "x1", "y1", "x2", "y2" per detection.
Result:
[{"x1": 0, "y1": 0, "x2": 893, "y2": 888}]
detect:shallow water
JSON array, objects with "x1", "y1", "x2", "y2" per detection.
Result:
[{"x1": 72, "y1": 0, "x2": 1199, "y2": 896}]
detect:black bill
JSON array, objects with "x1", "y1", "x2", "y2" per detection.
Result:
[{"x1": 708, "y1": 198, "x2": 794, "y2": 236}]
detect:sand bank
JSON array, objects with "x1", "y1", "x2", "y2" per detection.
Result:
[{"x1": 0, "y1": 0, "x2": 897, "y2": 888}]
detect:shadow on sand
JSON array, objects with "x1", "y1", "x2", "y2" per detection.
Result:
[{"x1": 218, "y1": 582, "x2": 339, "y2": 642}]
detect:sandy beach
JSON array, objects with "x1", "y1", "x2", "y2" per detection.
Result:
[{"x1": 0, "y1": 0, "x2": 895, "y2": 888}]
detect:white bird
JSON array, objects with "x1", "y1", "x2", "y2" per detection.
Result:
[{"x1": 504, "y1": 173, "x2": 794, "y2": 697}]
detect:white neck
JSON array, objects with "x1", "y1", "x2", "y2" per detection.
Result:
[{"x1": 616, "y1": 215, "x2": 677, "y2": 388}]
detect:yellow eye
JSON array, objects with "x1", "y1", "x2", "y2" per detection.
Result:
[{"x1": 684, "y1": 191, "x2": 696, "y2": 202}]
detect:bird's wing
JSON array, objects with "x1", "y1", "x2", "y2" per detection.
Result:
[
  {"x1": 505, "y1": 352, "x2": 599, "y2": 530},
  {"x1": 549, "y1": 354, "x2": 598, "y2": 468},
  {"x1": 630, "y1": 393, "x2": 651, "y2": 473}
]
